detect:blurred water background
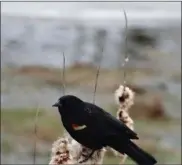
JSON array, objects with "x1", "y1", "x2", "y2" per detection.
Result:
[{"x1": 1, "y1": 1, "x2": 181, "y2": 164}]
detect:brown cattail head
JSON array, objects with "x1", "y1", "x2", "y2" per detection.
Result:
[
  {"x1": 49, "y1": 136, "x2": 76, "y2": 165},
  {"x1": 115, "y1": 85, "x2": 135, "y2": 111},
  {"x1": 112, "y1": 85, "x2": 135, "y2": 164},
  {"x1": 50, "y1": 134, "x2": 106, "y2": 165}
]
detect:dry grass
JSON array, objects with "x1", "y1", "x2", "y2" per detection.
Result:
[{"x1": 9, "y1": 64, "x2": 158, "y2": 92}]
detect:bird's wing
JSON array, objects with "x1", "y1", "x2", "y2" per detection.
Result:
[{"x1": 84, "y1": 102, "x2": 139, "y2": 140}]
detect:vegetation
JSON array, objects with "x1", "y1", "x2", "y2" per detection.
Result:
[
  {"x1": 1, "y1": 108, "x2": 181, "y2": 164},
  {"x1": 10, "y1": 64, "x2": 158, "y2": 92}
]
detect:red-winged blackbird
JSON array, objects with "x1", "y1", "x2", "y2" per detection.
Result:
[{"x1": 53, "y1": 95, "x2": 157, "y2": 165}]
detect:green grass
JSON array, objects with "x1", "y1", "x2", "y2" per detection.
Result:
[
  {"x1": 1, "y1": 139, "x2": 15, "y2": 154},
  {"x1": 1, "y1": 108, "x2": 63, "y2": 142},
  {"x1": 1, "y1": 108, "x2": 181, "y2": 164},
  {"x1": 1, "y1": 107, "x2": 179, "y2": 142}
]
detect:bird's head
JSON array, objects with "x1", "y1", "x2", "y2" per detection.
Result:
[{"x1": 52, "y1": 95, "x2": 84, "y2": 114}]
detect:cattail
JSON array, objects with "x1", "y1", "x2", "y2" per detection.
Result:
[
  {"x1": 49, "y1": 133, "x2": 106, "y2": 165},
  {"x1": 112, "y1": 85, "x2": 135, "y2": 164},
  {"x1": 49, "y1": 135, "x2": 77, "y2": 165},
  {"x1": 115, "y1": 85, "x2": 134, "y2": 130},
  {"x1": 115, "y1": 85, "x2": 135, "y2": 112}
]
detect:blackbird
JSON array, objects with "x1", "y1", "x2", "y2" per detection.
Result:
[{"x1": 52, "y1": 95, "x2": 157, "y2": 165}]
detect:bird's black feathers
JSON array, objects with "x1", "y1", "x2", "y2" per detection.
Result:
[
  {"x1": 53, "y1": 95, "x2": 157, "y2": 165},
  {"x1": 108, "y1": 137, "x2": 157, "y2": 165},
  {"x1": 84, "y1": 102, "x2": 139, "y2": 140}
]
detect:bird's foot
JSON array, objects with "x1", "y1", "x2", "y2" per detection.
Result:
[{"x1": 78, "y1": 150, "x2": 95, "y2": 163}]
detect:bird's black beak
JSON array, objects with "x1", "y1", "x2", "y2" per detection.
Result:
[{"x1": 52, "y1": 101, "x2": 61, "y2": 107}]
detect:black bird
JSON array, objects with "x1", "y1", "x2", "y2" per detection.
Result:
[{"x1": 52, "y1": 95, "x2": 157, "y2": 165}]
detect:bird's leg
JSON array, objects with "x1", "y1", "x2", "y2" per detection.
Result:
[{"x1": 78, "y1": 149, "x2": 95, "y2": 163}]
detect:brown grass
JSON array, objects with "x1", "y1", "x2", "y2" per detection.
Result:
[{"x1": 9, "y1": 64, "x2": 158, "y2": 92}]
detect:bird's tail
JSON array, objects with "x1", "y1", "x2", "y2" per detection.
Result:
[
  {"x1": 125, "y1": 141, "x2": 157, "y2": 165},
  {"x1": 109, "y1": 140, "x2": 157, "y2": 165}
]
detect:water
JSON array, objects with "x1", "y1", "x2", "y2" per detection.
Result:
[{"x1": 1, "y1": 16, "x2": 181, "y2": 68}]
